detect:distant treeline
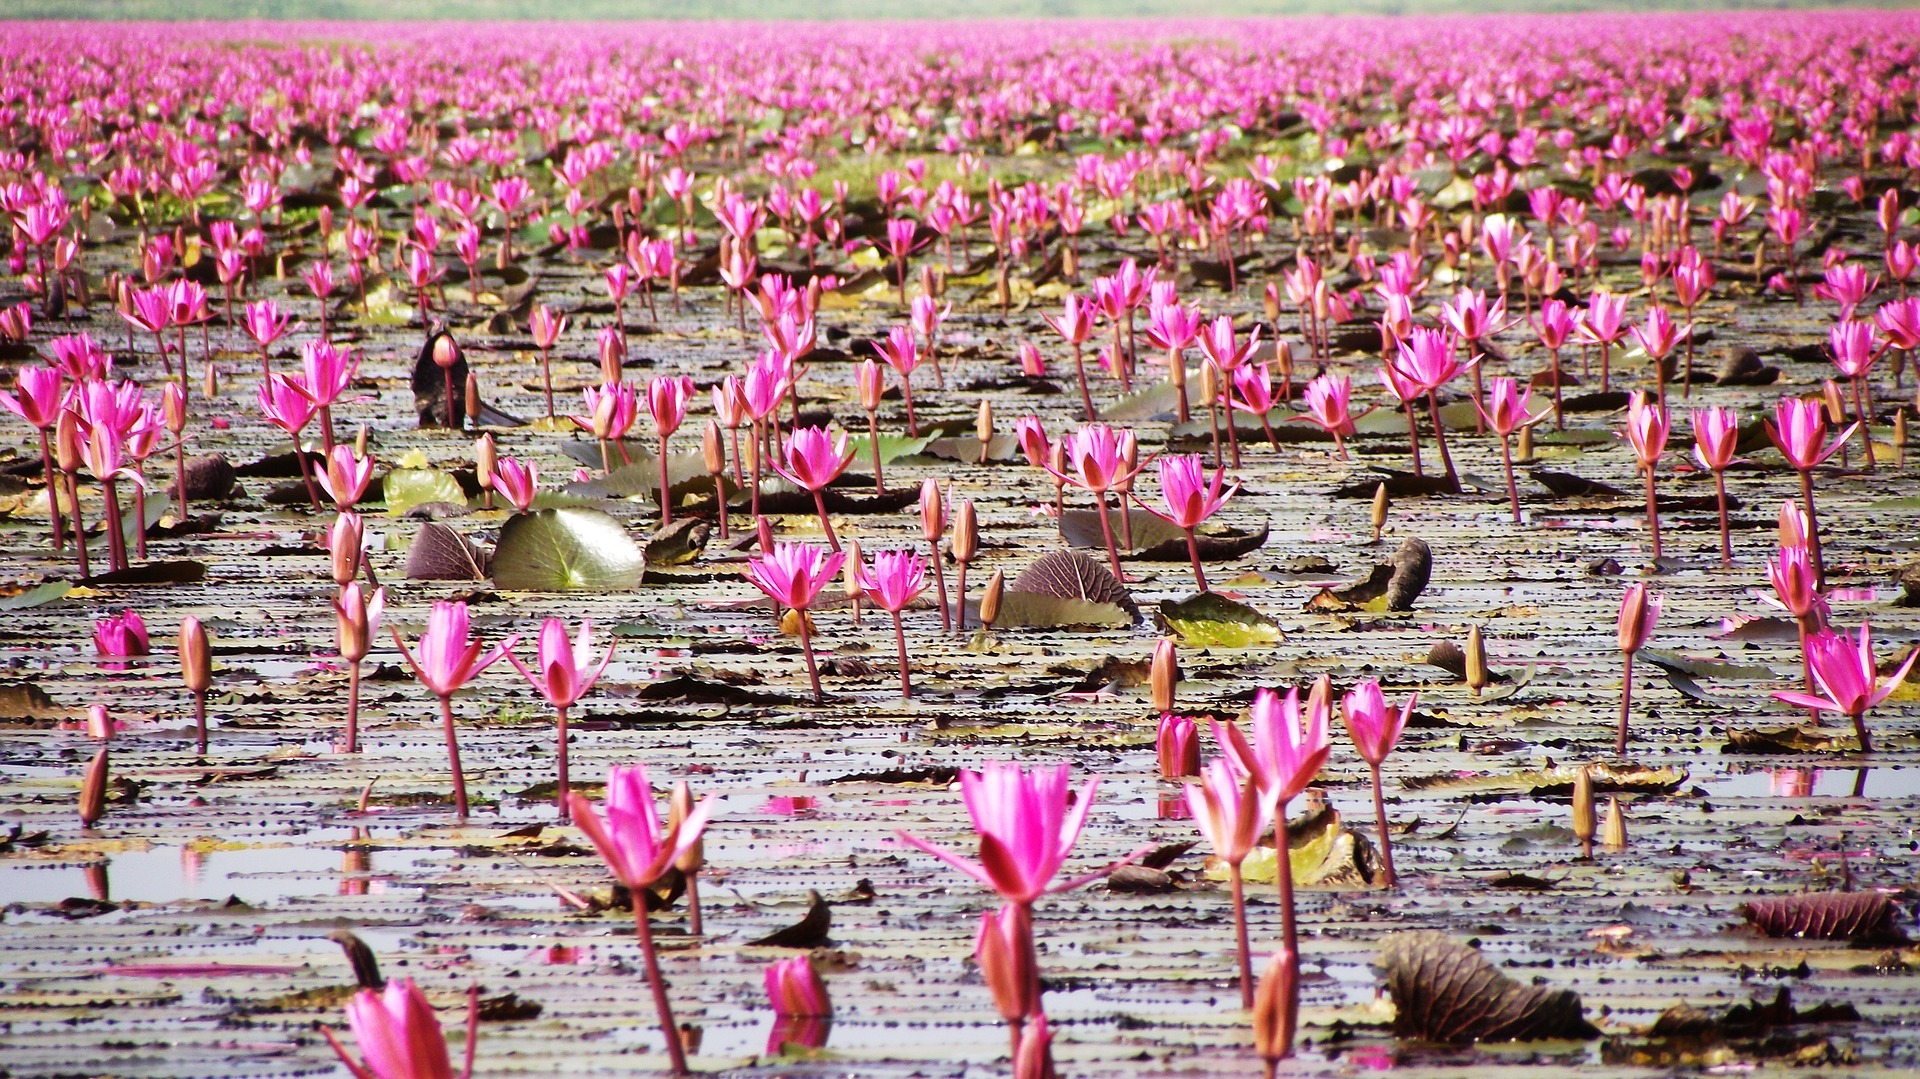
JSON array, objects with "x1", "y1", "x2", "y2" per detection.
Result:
[{"x1": 1, "y1": 0, "x2": 1908, "y2": 20}]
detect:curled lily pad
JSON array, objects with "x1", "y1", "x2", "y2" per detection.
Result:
[
  {"x1": 383, "y1": 469, "x2": 467, "y2": 517},
  {"x1": 490, "y1": 508, "x2": 645, "y2": 592},
  {"x1": 1155, "y1": 592, "x2": 1282, "y2": 648},
  {"x1": 1010, "y1": 551, "x2": 1136, "y2": 618},
  {"x1": 1220, "y1": 806, "x2": 1375, "y2": 888},
  {"x1": 1060, "y1": 509, "x2": 1269, "y2": 561},
  {"x1": 404, "y1": 522, "x2": 488, "y2": 581},
  {"x1": 1380, "y1": 930, "x2": 1600, "y2": 1043},
  {"x1": 1739, "y1": 892, "x2": 1902, "y2": 942}
]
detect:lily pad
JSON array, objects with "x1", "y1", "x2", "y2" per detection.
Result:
[
  {"x1": 1155, "y1": 592, "x2": 1283, "y2": 648},
  {"x1": 1380, "y1": 931, "x2": 1600, "y2": 1043},
  {"x1": 383, "y1": 469, "x2": 467, "y2": 517},
  {"x1": 1059, "y1": 509, "x2": 1269, "y2": 561},
  {"x1": 490, "y1": 508, "x2": 645, "y2": 592}
]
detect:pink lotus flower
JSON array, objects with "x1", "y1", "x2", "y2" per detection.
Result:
[
  {"x1": 1692, "y1": 405, "x2": 1742, "y2": 565},
  {"x1": 570, "y1": 762, "x2": 711, "y2": 890},
  {"x1": 1624, "y1": 390, "x2": 1669, "y2": 470},
  {"x1": 295, "y1": 340, "x2": 358, "y2": 411},
  {"x1": 1766, "y1": 544, "x2": 1823, "y2": 623},
  {"x1": 646, "y1": 374, "x2": 694, "y2": 525},
  {"x1": 1342, "y1": 678, "x2": 1414, "y2": 887},
  {"x1": 897, "y1": 761, "x2": 1113, "y2": 907},
  {"x1": 325, "y1": 978, "x2": 467, "y2": 1079},
  {"x1": 1766, "y1": 396, "x2": 1854, "y2": 472},
  {"x1": 1213, "y1": 680, "x2": 1331, "y2": 815},
  {"x1": 1144, "y1": 453, "x2": 1238, "y2": 592},
  {"x1": 765, "y1": 955, "x2": 832, "y2": 1018},
  {"x1": 1391, "y1": 326, "x2": 1468, "y2": 394},
  {"x1": 1476, "y1": 377, "x2": 1538, "y2": 439},
  {"x1": 773, "y1": 425, "x2": 856, "y2": 549},
  {"x1": 508, "y1": 617, "x2": 614, "y2": 818},
  {"x1": 2, "y1": 364, "x2": 63, "y2": 430},
  {"x1": 93, "y1": 610, "x2": 149, "y2": 658},
  {"x1": 257, "y1": 373, "x2": 315, "y2": 436},
  {"x1": 1156, "y1": 713, "x2": 1198, "y2": 778},
  {"x1": 747, "y1": 540, "x2": 844, "y2": 701},
  {"x1": 1186, "y1": 757, "x2": 1271, "y2": 1006},
  {"x1": 1301, "y1": 372, "x2": 1357, "y2": 456},
  {"x1": 1615, "y1": 581, "x2": 1661, "y2": 752},
  {"x1": 1046, "y1": 422, "x2": 1145, "y2": 579},
  {"x1": 1773, "y1": 624, "x2": 1918, "y2": 754},
  {"x1": 317, "y1": 446, "x2": 375, "y2": 511},
  {"x1": 859, "y1": 548, "x2": 927, "y2": 698},
  {"x1": 492, "y1": 457, "x2": 538, "y2": 513},
  {"x1": 1044, "y1": 293, "x2": 1101, "y2": 420},
  {"x1": 568, "y1": 762, "x2": 709, "y2": 1074},
  {"x1": 391, "y1": 600, "x2": 515, "y2": 818}
]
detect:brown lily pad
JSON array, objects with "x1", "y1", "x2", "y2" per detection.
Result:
[{"x1": 1379, "y1": 930, "x2": 1600, "y2": 1043}]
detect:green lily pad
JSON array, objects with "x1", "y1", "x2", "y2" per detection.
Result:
[
  {"x1": 1155, "y1": 592, "x2": 1283, "y2": 648},
  {"x1": 490, "y1": 508, "x2": 646, "y2": 591},
  {"x1": 986, "y1": 590, "x2": 1133, "y2": 630},
  {"x1": 848, "y1": 433, "x2": 934, "y2": 466},
  {"x1": 0, "y1": 580, "x2": 71, "y2": 610},
  {"x1": 383, "y1": 469, "x2": 467, "y2": 517}
]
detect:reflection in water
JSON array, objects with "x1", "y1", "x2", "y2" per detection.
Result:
[
  {"x1": 1770, "y1": 767, "x2": 1816, "y2": 798},
  {"x1": 341, "y1": 829, "x2": 371, "y2": 896},
  {"x1": 84, "y1": 862, "x2": 109, "y2": 902},
  {"x1": 1157, "y1": 793, "x2": 1191, "y2": 821},
  {"x1": 767, "y1": 1016, "x2": 830, "y2": 1056}
]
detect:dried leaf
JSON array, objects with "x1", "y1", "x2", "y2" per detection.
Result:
[
  {"x1": 1010, "y1": 551, "x2": 1137, "y2": 618},
  {"x1": 750, "y1": 890, "x2": 832, "y2": 948},
  {"x1": 1739, "y1": 892, "x2": 1902, "y2": 942},
  {"x1": 1379, "y1": 930, "x2": 1600, "y2": 1043},
  {"x1": 405, "y1": 521, "x2": 488, "y2": 581}
]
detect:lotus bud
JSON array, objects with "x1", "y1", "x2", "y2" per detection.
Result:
[
  {"x1": 951, "y1": 499, "x2": 978, "y2": 565},
  {"x1": 975, "y1": 904, "x2": 1037, "y2": 1024},
  {"x1": 1602, "y1": 796, "x2": 1627, "y2": 850},
  {"x1": 1150, "y1": 637, "x2": 1178, "y2": 713},
  {"x1": 464, "y1": 372, "x2": 481, "y2": 429},
  {"x1": 756, "y1": 513, "x2": 775, "y2": 556},
  {"x1": 1464, "y1": 625, "x2": 1488, "y2": 696},
  {"x1": 56, "y1": 407, "x2": 82, "y2": 473},
  {"x1": 764, "y1": 954, "x2": 830, "y2": 1018},
  {"x1": 1822, "y1": 379, "x2": 1846, "y2": 426},
  {"x1": 1156, "y1": 712, "x2": 1198, "y2": 778},
  {"x1": 330, "y1": 510, "x2": 364, "y2": 586},
  {"x1": 355, "y1": 424, "x2": 370, "y2": 458},
  {"x1": 86, "y1": 703, "x2": 112, "y2": 740},
  {"x1": 1894, "y1": 410, "x2": 1907, "y2": 463},
  {"x1": 161, "y1": 382, "x2": 186, "y2": 436},
  {"x1": 599, "y1": 328, "x2": 626, "y2": 386},
  {"x1": 1616, "y1": 581, "x2": 1657, "y2": 655},
  {"x1": 474, "y1": 434, "x2": 497, "y2": 495},
  {"x1": 919, "y1": 478, "x2": 945, "y2": 543},
  {"x1": 1371, "y1": 481, "x2": 1389, "y2": 543},
  {"x1": 1252, "y1": 945, "x2": 1297, "y2": 1067},
  {"x1": 1274, "y1": 339, "x2": 1295, "y2": 385},
  {"x1": 1517, "y1": 421, "x2": 1533, "y2": 461},
  {"x1": 179, "y1": 617, "x2": 211, "y2": 696},
  {"x1": 1573, "y1": 765, "x2": 1596, "y2": 858},
  {"x1": 79, "y1": 746, "x2": 108, "y2": 828},
  {"x1": 431, "y1": 333, "x2": 460, "y2": 371},
  {"x1": 1199, "y1": 360, "x2": 1219, "y2": 411},
  {"x1": 842, "y1": 538, "x2": 863, "y2": 611},
  {"x1": 805, "y1": 276, "x2": 823, "y2": 314},
  {"x1": 670, "y1": 780, "x2": 705, "y2": 874},
  {"x1": 919, "y1": 262, "x2": 938, "y2": 299},
  {"x1": 1777, "y1": 499, "x2": 1811, "y2": 549},
  {"x1": 1015, "y1": 1014, "x2": 1057, "y2": 1079},
  {"x1": 979, "y1": 568, "x2": 1004, "y2": 627},
  {"x1": 1262, "y1": 280, "x2": 1281, "y2": 322},
  {"x1": 702, "y1": 418, "x2": 726, "y2": 477},
  {"x1": 975, "y1": 398, "x2": 993, "y2": 459},
  {"x1": 856, "y1": 358, "x2": 884, "y2": 413},
  {"x1": 203, "y1": 360, "x2": 219, "y2": 400}
]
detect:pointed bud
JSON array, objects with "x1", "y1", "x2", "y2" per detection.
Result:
[
  {"x1": 79, "y1": 746, "x2": 108, "y2": 828},
  {"x1": 179, "y1": 617, "x2": 211, "y2": 695},
  {"x1": 1573, "y1": 765, "x2": 1596, "y2": 857},
  {"x1": 86, "y1": 703, "x2": 113, "y2": 740},
  {"x1": 1156, "y1": 713, "x2": 1199, "y2": 778},
  {"x1": 162, "y1": 382, "x2": 187, "y2": 435},
  {"x1": 1262, "y1": 280, "x2": 1281, "y2": 322},
  {"x1": 1252, "y1": 945, "x2": 1297, "y2": 1066},
  {"x1": 756, "y1": 513, "x2": 776, "y2": 556},
  {"x1": 1199, "y1": 360, "x2": 1219, "y2": 408},
  {"x1": 842, "y1": 539, "x2": 863, "y2": 603},
  {"x1": 431, "y1": 334, "x2": 460, "y2": 370},
  {"x1": 975, "y1": 398, "x2": 993, "y2": 451},
  {"x1": 919, "y1": 478, "x2": 945, "y2": 543},
  {"x1": 703, "y1": 418, "x2": 726, "y2": 477},
  {"x1": 465, "y1": 372, "x2": 481, "y2": 427},
  {"x1": 1371, "y1": 481, "x2": 1389, "y2": 540},
  {"x1": 951, "y1": 499, "x2": 978, "y2": 564},
  {"x1": 474, "y1": 434, "x2": 497, "y2": 490},
  {"x1": 1150, "y1": 638, "x2": 1178, "y2": 713},
  {"x1": 856, "y1": 358, "x2": 884, "y2": 413},
  {"x1": 1602, "y1": 795, "x2": 1627, "y2": 850},
  {"x1": 1464, "y1": 625, "x2": 1488, "y2": 696},
  {"x1": 600, "y1": 329, "x2": 626, "y2": 387},
  {"x1": 203, "y1": 360, "x2": 220, "y2": 400},
  {"x1": 974, "y1": 904, "x2": 1037, "y2": 1024},
  {"x1": 330, "y1": 511, "x2": 364, "y2": 586},
  {"x1": 1517, "y1": 421, "x2": 1534, "y2": 461},
  {"x1": 1777, "y1": 499, "x2": 1811, "y2": 549},
  {"x1": 670, "y1": 780, "x2": 705, "y2": 873},
  {"x1": 979, "y1": 569, "x2": 1004, "y2": 627},
  {"x1": 355, "y1": 424, "x2": 370, "y2": 458},
  {"x1": 1895, "y1": 410, "x2": 1907, "y2": 453},
  {"x1": 1822, "y1": 379, "x2": 1846, "y2": 425}
]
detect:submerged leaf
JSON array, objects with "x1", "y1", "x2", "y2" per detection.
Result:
[
  {"x1": 383, "y1": 469, "x2": 467, "y2": 517},
  {"x1": 491, "y1": 508, "x2": 645, "y2": 591}
]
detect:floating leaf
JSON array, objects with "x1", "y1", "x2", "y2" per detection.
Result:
[
  {"x1": 1225, "y1": 806, "x2": 1374, "y2": 888},
  {"x1": 83, "y1": 560, "x2": 206, "y2": 586},
  {"x1": 1155, "y1": 592, "x2": 1282, "y2": 648},
  {"x1": 749, "y1": 890, "x2": 832, "y2": 948},
  {"x1": 404, "y1": 522, "x2": 488, "y2": 581},
  {"x1": 1010, "y1": 551, "x2": 1137, "y2": 618},
  {"x1": 1059, "y1": 509, "x2": 1269, "y2": 561},
  {"x1": 1739, "y1": 892, "x2": 1902, "y2": 942},
  {"x1": 0, "y1": 580, "x2": 70, "y2": 610},
  {"x1": 986, "y1": 590, "x2": 1132, "y2": 630},
  {"x1": 1379, "y1": 931, "x2": 1600, "y2": 1043},
  {"x1": 847, "y1": 432, "x2": 934, "y2": 466},
  {"x1": 383, "y1": 469, "x2": 467, "y2": 517},
  {"x1": 643, "y1": 517, "x2": 710, "y2": 566},
  {"x1": 490, "y1": 508, "x2": 645, "y2": 592},
  {"x1": 1400, "y1": 762, "x2": 1687, "y2": 799}
]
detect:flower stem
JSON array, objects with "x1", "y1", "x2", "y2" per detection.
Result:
[
  {"x1": 345, "y1": 659, "x2": 361, "y2": 754},
  {"x1": 1183, "y1": 527, "x2": 1208, "y2": 592},
  {"x1": 954, "y1": 561, "x2": 969, "y2": 634},
  {"x1": 555, "y1": 704, "x2": 570, "y2": 821},
  {"x1": 1094, "y1": 491, "x2": 1124, "y2": 581},
  {"x1": 658, "y1": 436, "x2": 673, "y2": 526},
  {"x1": 1370, "y1": 764, "x2": 1396, "y2": 888},
  {"x1": 796, "y1": 610, "x2": 824, "y2": 703},
  {"x1": 1072, "y1": 341, "x2": 1095, "y2": 421},
  {"x1": 1426, "y1": 393, "x2": 1457, "y2": 486},
  {"x1": 811, "y1": 488, "x2": 839, "y2": 550},
  {"x1": 1714, "y1": 470, "x2": 1732, "y2": 568},
  {"x1": 867, "y1": 413, "x2": 885, "y2": 495},
  {"x1": 892, "y1": 611, "x2": 911, "y2": 699},
  {"x1": 40, "y1": 432, "x2": 64, "y2": 550},
  {"x1": 1230, "y1": 862, "x2": 1252, "y2": 1008},
  {"x1": 193, "y1": 690, "x2": 208, "y2": 757},
  {"x1": 1616, "y1": 651, "x2": 1634, "y2": 755},
  {"x1": 930, "y1": 547, "x2": 951, "y2": 633},
  {"x1": 1799, "y1": 468, "x2": 1826, "y2": 589},
  {"x1": 1272, "y1": 809, "x2": 1299, "y2": 1059},
  {"x1": 438, "y1": 694, "x2": 469, "y2": 819},
  {"x1": 1500, "y1": 436, "x2": 1520, "y2": 523},
  {"x1": 1643, "y1": 467, "x2": 1662, "y2": 564},
  {"x1": 540, "y1": 346, "x2": 554, "y2": 420},
  {"x1": 633, "y1": 902, "x2": 691, "y2": 1076}
]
